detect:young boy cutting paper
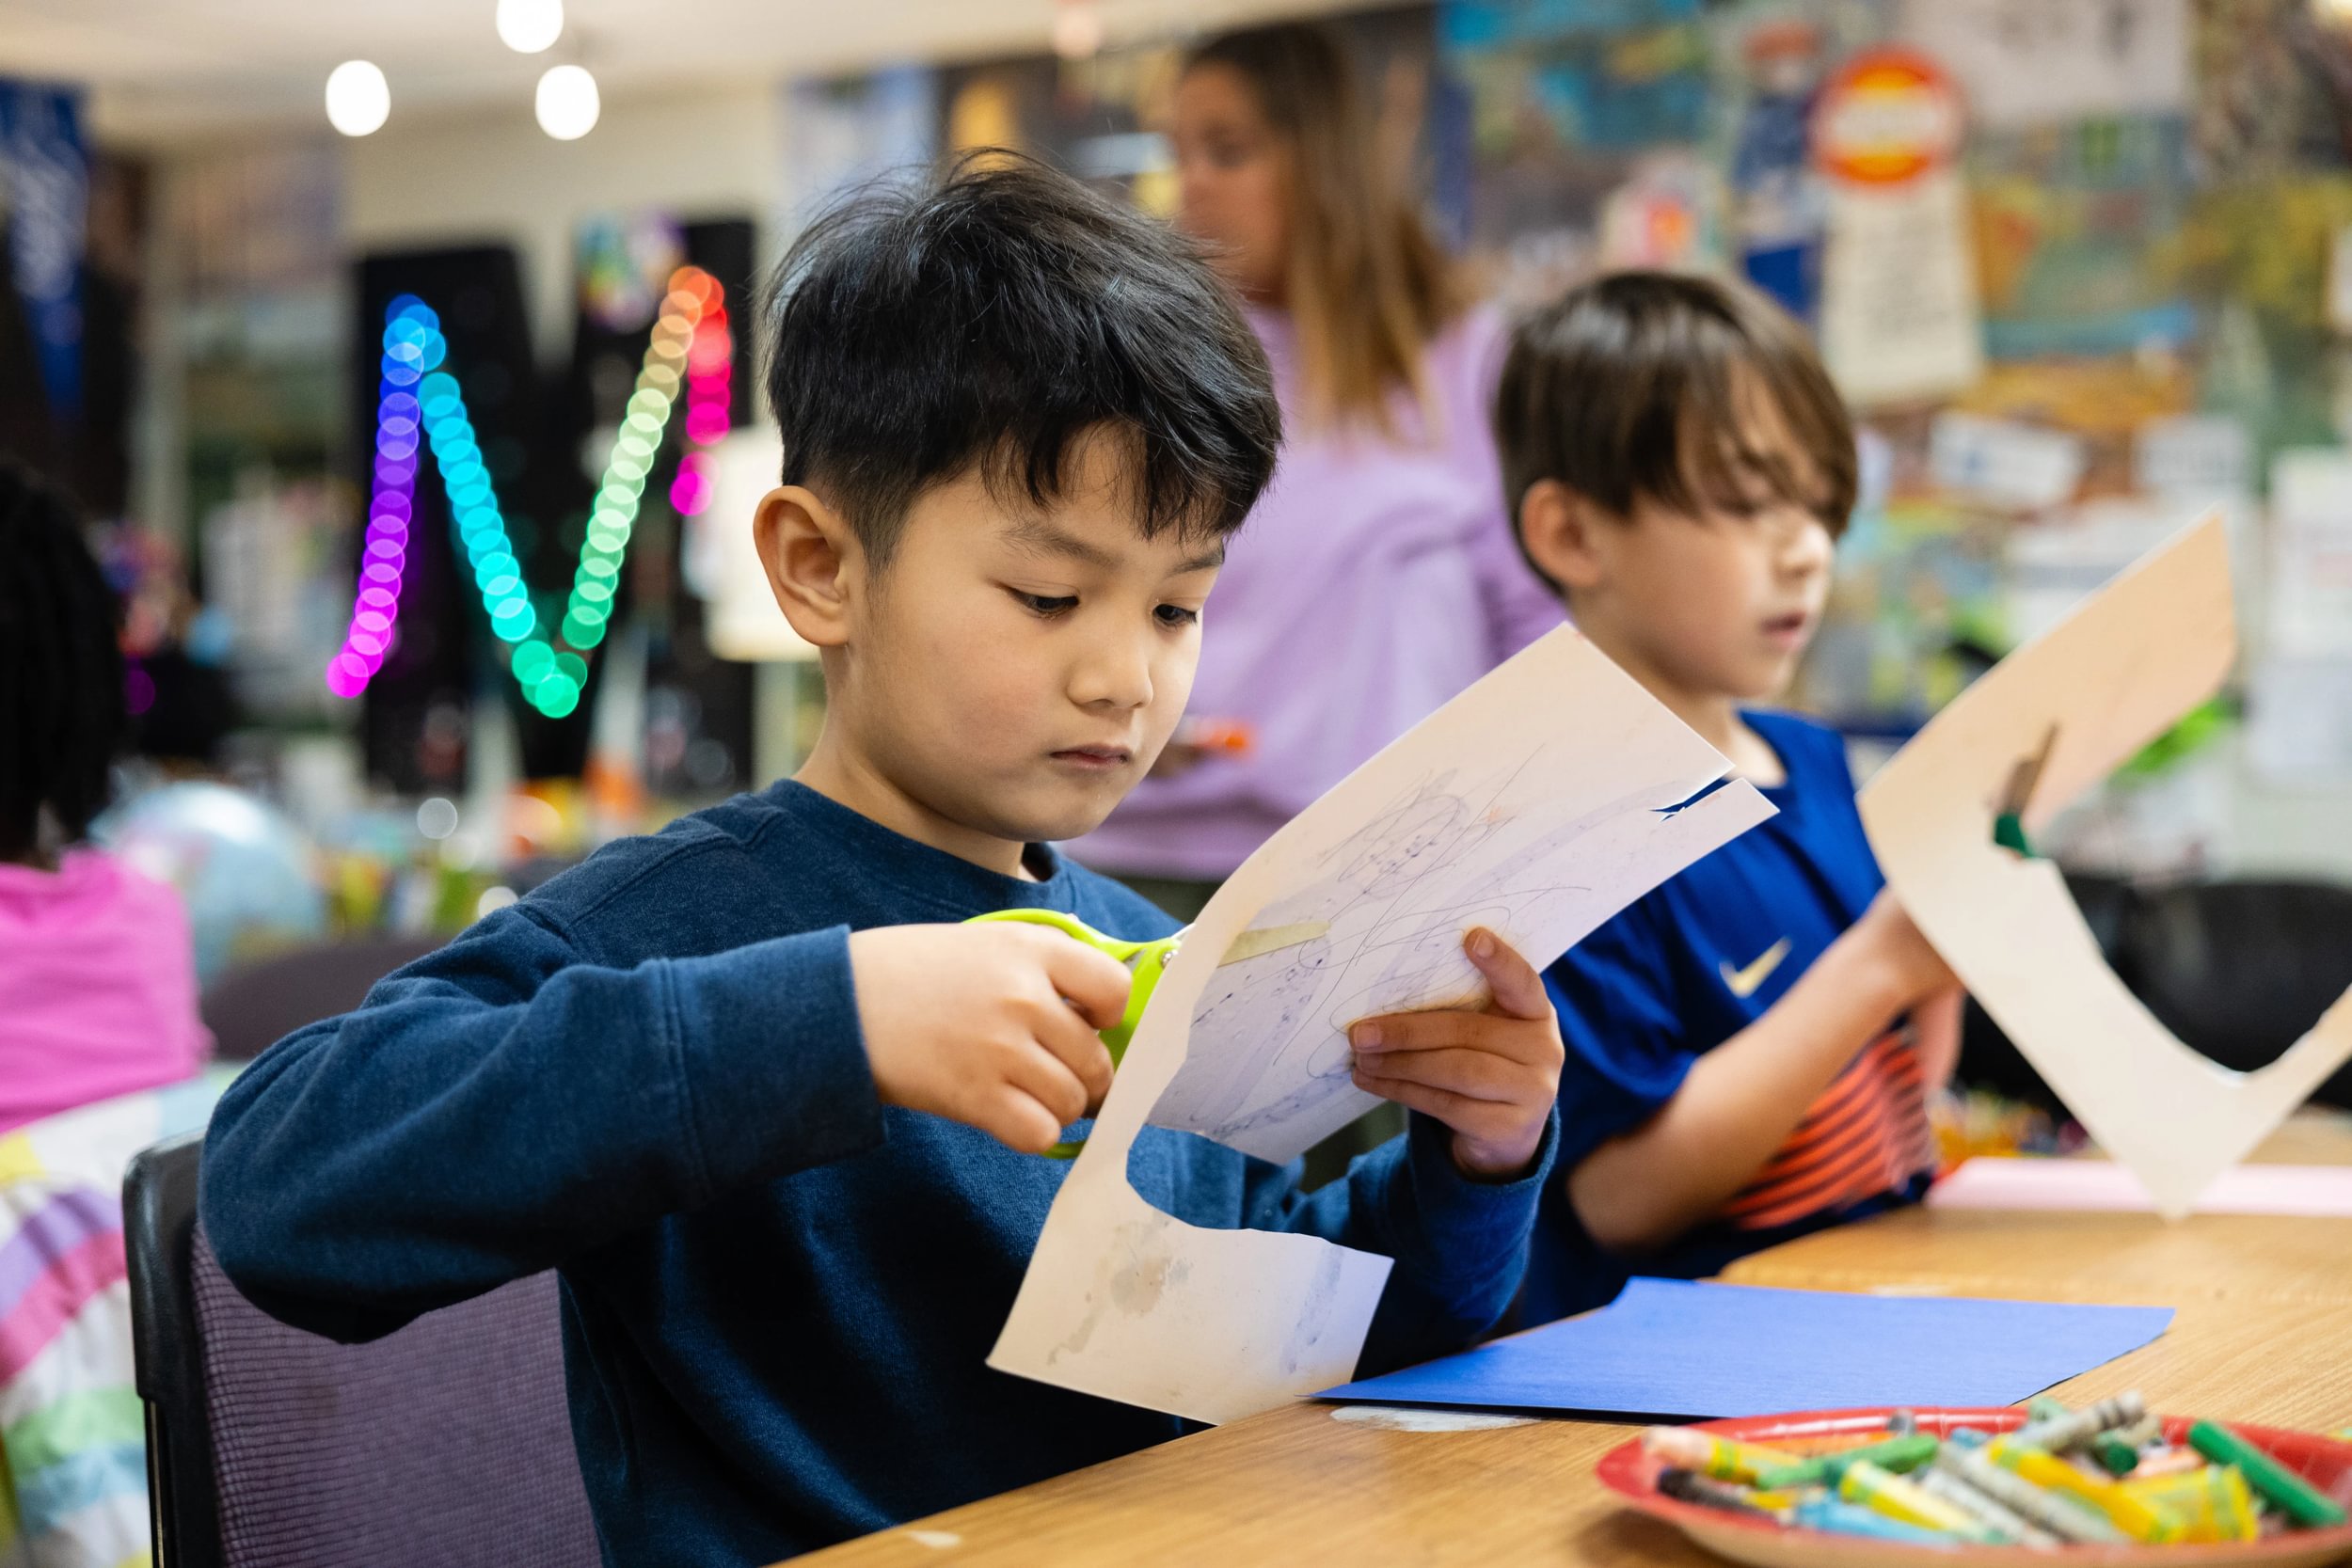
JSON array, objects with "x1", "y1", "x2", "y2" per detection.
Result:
[
  {"x1": 200, "y1": 157, "x2": 1564, "y2": 1567},
  {"x1": 1491, "y1": 272, "x2": 1963, "y2": 1325}
]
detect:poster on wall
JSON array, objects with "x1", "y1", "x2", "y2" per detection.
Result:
[
  {"x1": 1970, "y1": 115, "x2": 2195, "y2": 360},
  {"x1": 1812, "y1": 46, "x2": 1983, "y2": 408},
  {"x1": 1441, "y1": 0, "x2": 1714, "y2": 306},
  {"x1": 1896, "y1": 0, "x2": 2188, "y2": 130}
]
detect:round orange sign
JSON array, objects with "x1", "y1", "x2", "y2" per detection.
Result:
[{"x1": 1812, "y1": 47, "x2": 1963, "y2": 186}]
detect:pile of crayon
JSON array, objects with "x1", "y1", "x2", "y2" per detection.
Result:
[{"x1": 1642, "y1": 1392, "x2": 2352, "y2": 1548}]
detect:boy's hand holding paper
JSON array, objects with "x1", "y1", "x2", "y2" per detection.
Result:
[{"x1": 1349, "y1": 927, "x2": 1565, "y2": 1181}]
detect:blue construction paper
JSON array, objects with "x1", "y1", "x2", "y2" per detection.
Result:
[{"x1": 1320, "y1": 1278, "x2": 2173, "y2": 1420}]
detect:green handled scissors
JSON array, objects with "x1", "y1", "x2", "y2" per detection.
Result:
[{"x1": 966, "y1": 908, "x2": 1182, "y2": 1158}]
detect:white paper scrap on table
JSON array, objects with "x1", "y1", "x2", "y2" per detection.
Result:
[
  {"x1": 1931, "y1": 1157, "x2": 2352, "y2": 1217},
  {"x1": 1860, "y1": 514, "x2": 2352, "y2": 1218},
  {"x1": 990, "y1": 626, "x2": 1774, "y2": 1422}
]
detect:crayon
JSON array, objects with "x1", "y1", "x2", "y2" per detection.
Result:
[
  {"x1": 1838, "y1": 1459, "x2": 1996, "y2": 1540},
  {"x1": 1987, "y1": 1439, "x2": 2177, "y2": 1543},
  {"x1": 1657, "y1": 1468, "x2": 1783, "y2": 1521},
  {"x1": 1914, "y1": 1465, "x2": 2058, "y2": 1546},
  {"x1": 1888, "y1": 1408, "x2": 1918, "y2": 1436},
  {"x1": 2011, "y1": 1390, "x2": 2146, "y2": 1453},
  {"x1": 2095, "y1": 1416, "x2": 2163, "y2": 1477},
  {"x1": 1755, "y1": 1432, "x2": 1939, "y2": 1489},
  {"x1": 2122, "y1": 1465, "x2": 2261, "y2": 1544},
  {"x1": 2132, "y1": 1446, "x2": 2204, "y2": 1479},
  {"x1": 1791, "y1": 1496, "x2": 1956, "y2": 1545},
  {"x1": 2092, "y1": 1434, "x2": 2140, "y2": 1476},
  {"x1": 2187, "y1": 1419, "x2": 2351, "y2": 1528},
  {"x1": 1933, "y1": 1445, "x2": 2127, "y2": 1544},
  {"x1": 1640, "y1": 1428, "x2": 1801, "y2": 1484},
  {"x1": 2026, "y1": 1395, "x2": 2071, "y2": 1424}
]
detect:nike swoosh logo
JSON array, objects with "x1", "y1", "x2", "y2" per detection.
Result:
[{"x1": 1721, "y1": 938, "x2": 1792, "y2": 999}]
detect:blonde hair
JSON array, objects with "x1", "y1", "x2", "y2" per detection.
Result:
[{"x1": 1186, "y1": 24, "x2": 1465, "y2": 435}]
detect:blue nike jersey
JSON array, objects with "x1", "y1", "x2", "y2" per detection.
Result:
[{"x1": 1525, "y1": 710, "x2": 1934, "y2": 1323}]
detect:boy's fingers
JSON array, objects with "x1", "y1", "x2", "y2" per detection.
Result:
[
  {"x1": 1002, "y1": 1043, "x2": 1092, "y2": 1130},
  {"x1": 1349, "y1": 1009, "x2": 1546, "y2": 1062},
  {"x1": 1350, "y1": 1071, "x2": 1489, "y2": 1131},
  {"x1": 1031, "y1": 1005, "x2": 1118, "y2": 1105},
  {"x1": 988, "y1": 1091, "x2": 1068, "y2": 1156},
  {"x1": 1350, "y1": 1045, "x2": 1525, "y2": 1102},
  {"x1": 1032, "y1": 932, "x2": 1136, "y2": 1032},
  {"x1": 1464, "y1": 927, "x2": 1551, "y2": 1022}
]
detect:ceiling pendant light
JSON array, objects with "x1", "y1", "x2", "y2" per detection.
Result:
[
  {"x1": 325, "y1": 60, "x2": 390, "y2": 137},
  {"x1": 497, "y1": 0, "x2": 564, "y2": 54},
  {"x1": 535, "y1": 63, "x2": 600, "y2": 141}
]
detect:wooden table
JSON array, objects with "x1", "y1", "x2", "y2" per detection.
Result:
[{"x1": 799, "y1": 1116, "x2": 2352, "y2": 1567}]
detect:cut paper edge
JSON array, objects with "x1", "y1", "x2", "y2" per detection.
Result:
[{"x1": 1861, "y1": 514, "x2": 2352, "y2": 1219}]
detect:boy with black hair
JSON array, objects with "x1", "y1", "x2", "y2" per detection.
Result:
[
  {"x1": 202, "y1": 157, "x2": 1564, "y2": 1567},
  {"x1": 1492, "y1": 271, "x2": 1961, "y2": 1324}
]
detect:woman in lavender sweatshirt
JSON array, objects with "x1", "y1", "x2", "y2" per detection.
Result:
[{"x1": 1072, "y1": 22, "x2": 1562, "y2": 918}]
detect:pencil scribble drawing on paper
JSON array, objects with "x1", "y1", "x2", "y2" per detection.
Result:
[
  {"x1": 1151, "y1": 748, "x2": 1770, "y2": 1164},
  {"x1": 990, "y1": 627, "x2": 1782, "y2": 1423}
]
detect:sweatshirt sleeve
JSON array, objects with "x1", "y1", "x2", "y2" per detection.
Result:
[
  {"x1": 1451, "y1": 309, "x2": 1567, "y2": 666},
  {"x1": 200, "y1": 902, "x2": 883, "y2": 1343},
  {"x1": 1237, "y1": 1108, "x2": 1558, "y2": 1376}
]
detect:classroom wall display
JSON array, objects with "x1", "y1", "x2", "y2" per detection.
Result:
[
  {"x1": 1812, "y1": 46, "x2": 1984, "y2": 408},
  {"x1": 0, "y1": 79, "x2": 87, "y2": 426},
  {"x1": 1897, "y1": 0, "x2": 2191, "y2": 130},
  {"x1": 1969, "y1": 115, "x2": 2197, "y2": 361},
  {"x1": 1443, "y1": 0, "x2": 1717, "y2": 305},
  {"x1": 769, "y1": 0, "x2": 2352, "y2": 865}
]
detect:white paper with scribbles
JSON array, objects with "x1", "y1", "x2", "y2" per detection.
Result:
[{"x1": 990, "y1": 626, "x2": 1775, "y2": 1422}]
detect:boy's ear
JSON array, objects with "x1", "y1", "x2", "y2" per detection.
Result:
[
  {"x1": 754, "y1": 484, "x2": 859, "y2": 649},
  {"x1": 1517, "y1": 479, "x2": 1610, "y2": 595}
]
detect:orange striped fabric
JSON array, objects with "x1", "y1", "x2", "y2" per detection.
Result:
[{"x1": 1718, "y1": 1029, "x2": 1938, "y2": 1233}]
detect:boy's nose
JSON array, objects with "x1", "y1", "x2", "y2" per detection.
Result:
[
  {"x1": 1775, "y1": 514, "x2": 1834, "y2": 577},
  {"x1": 1070, "y1": 632, "x2": 1155, "y2": 712}
]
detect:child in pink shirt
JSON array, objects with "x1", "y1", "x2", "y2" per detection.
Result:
[{"x1": 0, "y1": 461, "x2": 209, "y2": 1133}]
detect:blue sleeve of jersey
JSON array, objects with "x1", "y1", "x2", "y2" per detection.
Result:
[{"x1": 1543, "y1": 895, "x2": 1696, "y2": 1173}]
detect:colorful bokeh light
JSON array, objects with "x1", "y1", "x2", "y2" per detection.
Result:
[{"x1": 324, "y1": 268, "x2": 733, "y2": 719}]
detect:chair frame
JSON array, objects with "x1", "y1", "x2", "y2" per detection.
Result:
[{"x1": 124, "y1": 1131, "x2": 228, "y2": 1568}]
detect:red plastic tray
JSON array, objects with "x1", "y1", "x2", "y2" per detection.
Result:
[{"x1": 1597, "y1": 1406, "x2": 2352, "y2": 1566}]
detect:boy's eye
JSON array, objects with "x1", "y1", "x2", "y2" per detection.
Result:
[
  {"x1": 1155, "y1": 604, "x2": 1200, "y2": 628},
  {"x1": 1011, "y1": 591, "x2": 1079, "y2": 617}
]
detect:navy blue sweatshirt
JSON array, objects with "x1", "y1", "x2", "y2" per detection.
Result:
[{"x1": 201, "y1": 782, "x2": 1554, "y2": 1566}]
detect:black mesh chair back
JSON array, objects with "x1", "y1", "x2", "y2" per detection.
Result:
[
  {"x1": 198, "y1": 937, "x2": 442, "y2": 1062},
  {"x1": 1960, "y1": 875, "x2": 2352, "y2": 1113},
  {"x1": 124, "y1": 1132, "x2": 603, "y2": 1568}
]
